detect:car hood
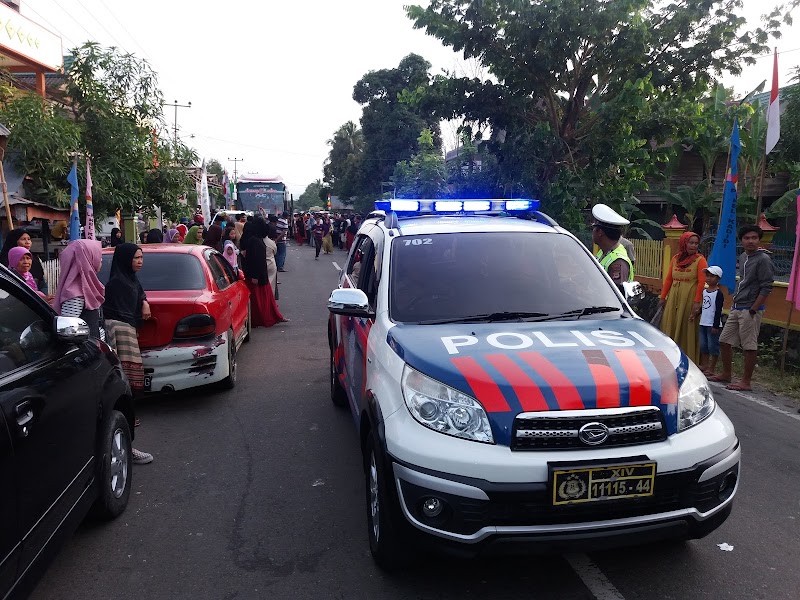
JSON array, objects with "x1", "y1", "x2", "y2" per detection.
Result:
[{"x1": 386, "y1": 318, "x2": 688, "y2": 445}]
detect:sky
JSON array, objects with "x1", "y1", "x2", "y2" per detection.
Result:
[{"x1": 18, "y1": 0, "x2": 800, "y2": 200}]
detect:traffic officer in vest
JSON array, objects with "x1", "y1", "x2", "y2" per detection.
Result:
[{"x1": 591, "y1": 203, "x2": 634, "y2": 292}]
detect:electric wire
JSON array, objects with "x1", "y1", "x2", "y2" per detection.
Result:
[
  {"x1": 44, "y1": 0, "x2": 99, "y2": 45},
  {"x1": 71, "y1": 0, "x2": 133, "y2": 54},
  {"x1": 23, "y1": 4, "x2": 79, "y2": 50},
  {"x1": 95, "y1": 0, "x2": 153, "y2": 62}
]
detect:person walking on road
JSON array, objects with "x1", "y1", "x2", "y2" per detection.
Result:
[
  {"x1": 313, "y1": 217, "x2": 324, "y2": 259},
  {"x1": 658, "y1": 231, "x2": 707, "y2": 364},
  {"x1": 710, "y1": 225, "x2": 774, "y2": 391},
  {"x1": 102, "y1": 243, "x2": 154, "y2": 465}
]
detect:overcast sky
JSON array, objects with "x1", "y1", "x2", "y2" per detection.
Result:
[{"x1": 21, "y1": 0, "x2": 800, "y2": 199}]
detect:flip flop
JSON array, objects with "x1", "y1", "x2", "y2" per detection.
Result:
[
  {"x1": 707, "y1": 375, "x2": 731, "y2": 383},
  {"x1": 725, "y1": 383, "x2": 752, "y2": 392}
]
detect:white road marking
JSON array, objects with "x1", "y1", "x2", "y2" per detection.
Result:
[
  {"x1": 709, "y1": 382, "x2": 800, "y2": 422},
  {"x1": 332, "y1": 261, "x2": 341, "y2": 271},
  {"x1": 565, "y1": 553, "x2": 626, "y2": 600}
]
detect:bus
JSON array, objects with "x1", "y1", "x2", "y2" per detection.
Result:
[{"x1": 234, "y1": 174, "x2": 292, "y2": 216}]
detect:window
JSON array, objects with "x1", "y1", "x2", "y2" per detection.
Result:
[
  {"x1": 389, "y1": 232, "x2": 622, "y2": 323},
  {"x1": 347, "y1": 236, "x2": 373, "y2": 289},
  {"x1": 207, "y1": 253, "x2": 232, "y2": 289},
  {"x1": 100, "y1": 253, "x2": 206, "y2": 291},
  {"x1": 0, "y1": 288, "x2": 54, "y2": 375}
]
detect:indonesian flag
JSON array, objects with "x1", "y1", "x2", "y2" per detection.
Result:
[{"x1": 766, "y1": 48, "x2": 780, "y2": 154}]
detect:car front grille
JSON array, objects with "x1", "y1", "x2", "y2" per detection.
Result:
[{"x1": 512, "y1": 407, "x2": 667, "y2": 450}]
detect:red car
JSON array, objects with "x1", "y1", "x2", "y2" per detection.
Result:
[{"x1": 100, "y1": 244, "x2": 250, "y2": 392}]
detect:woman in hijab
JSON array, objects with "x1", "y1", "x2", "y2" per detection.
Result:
[
  {"x1": 223, "y1": 240, "x2": 240, "y2": 276},
  {"x1": 175, "y1": 224, "x2": 188, "y2": 243},
  {"x1": 239, "y1": 220, "x2": 258, "y2": 258},
  {"x1": 264, "y1": 223, "x2": 280, "y2": 301},
  {"x1": 102, "y1": 243, "x2": 154, "y2": 465},
  {"x1": 242, "y1": 219, "x2": 287, "y2": 327},
  {"x1": 1, "y1": 228, "x2": 47, "y2": 292},
  {"x1": 8, "y1": 246, "x2": 48, "y2": 300},
  {"x1": 165, "y1": 228, "x2": 181, "y2": 243},
  {"x1": 203, "y1": 223, "x2": 223, "y2": 251},
  {"x1": 55, "y1": 239, "x2": 106, "y2": 339},
  {"x1": 182, "y1": 225, "x2": 203, "y2": 245},
  {"x1": 145, "y1": 228, "x2": 163, "y2": 244},
  {"x1": 659, "y1": 231, "x2": 708, "y2": 364},
  {"x1": 109, "y1": 227, "x2": 123, "y2": 247}
]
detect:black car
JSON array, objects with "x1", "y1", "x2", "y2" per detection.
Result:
[{"x1": 0, "y1": 266, "x2": 134, "y2": 599}]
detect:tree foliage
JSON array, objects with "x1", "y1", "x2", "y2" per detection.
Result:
[
  {"x1": 323, "y1": 121, "x2": 364, "y2": 199},
  {"x1": 297, "y1": 179, "x2": 324, "y2": 210},
  {"x1": 405, "y1": 0, "x2": 783, "y2": 227},
  {"x1": 394, "y1": 129, "x2": 447, "y2": 198}
]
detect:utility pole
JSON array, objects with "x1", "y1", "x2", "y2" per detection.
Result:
[
  {"x1": 228, "y1": 157, "x2": 243, "y2": 209},
  {"x1": 164, "y1": 100, "x2": 191, "y2": 147}
]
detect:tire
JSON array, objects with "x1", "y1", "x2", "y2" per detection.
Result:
[
  {"x1": 364, "y1": 430, "x2": 409, "y2": 570},
  {"x1": 92, "y1": 409, "x2": 132, "y2": 520},
  {"x1": 330, "y1": 341, "x2": 347, "y2": 407},
  {"x1": 243, "y1": 302, "x2": 252, "y2": 343},
  {"x1": 218, "y1": 329, "x2": 237, "y2": 389}
]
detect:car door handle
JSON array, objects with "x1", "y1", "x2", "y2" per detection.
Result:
[{"x1": 15, "y1": 399, "x2": 37, "y2": 437}]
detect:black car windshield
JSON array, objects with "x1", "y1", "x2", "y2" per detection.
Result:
[
  {"x1": 389, "y1": 232, "x2": 623, "y2": 323},
  {"x1": 99, "y1": 252, "x2": 206, "y2": 291}
]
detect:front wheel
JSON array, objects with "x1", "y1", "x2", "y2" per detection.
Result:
[
  {"x1": 92, "y1": 409, "x2": 132, "y2": 520},
  {"x1": 330, "y1": 341, "x2": 347, "y2": 407},
  {"x1": 365, "y1": 431, "x2": 409, "y2": 569}
]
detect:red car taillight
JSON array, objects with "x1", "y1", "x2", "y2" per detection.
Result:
[{"x1": 174, "y1": 314, "x2": 216, "y2": 339}]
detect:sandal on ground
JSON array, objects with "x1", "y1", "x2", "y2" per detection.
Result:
[
  {"x1": 725, "y1": 383, "x2": 753, "y2": 392},
  {"x1": 707, "y1": 375, "x2": 731, "y2": 383}
]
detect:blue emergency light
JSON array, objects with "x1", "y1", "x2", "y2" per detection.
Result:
[{"x1": 374, "y1": 199, "x2": 540, "y2": 214}]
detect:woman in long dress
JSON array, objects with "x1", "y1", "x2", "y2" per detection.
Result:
[
  {"x1": 659, "y1": 231, "x2": 707, "y2": 364},
  {"x1": 242, "y1": 220, "x2": 287, "y2": 327},
  {"x1": 102, "y1": 242, "x2": 154, "y2": 465},
  {"x1": 264, "y1": 224, "x2": 279, "y2": 301}
]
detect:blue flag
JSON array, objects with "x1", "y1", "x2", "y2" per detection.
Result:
[
  {"x1": 708, "y1": 120, "x2": 740, "y2": 294},
  {"x1": 67, "y1": 160, "x2": 80, "y2": 241}
]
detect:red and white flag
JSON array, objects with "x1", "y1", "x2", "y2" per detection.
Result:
[
  {"x1": 85, "y1": 159, "x2": 95, "y2": 240},
  {"x1": 766, "y1": 48, "x2": 780, "y2": 154}
]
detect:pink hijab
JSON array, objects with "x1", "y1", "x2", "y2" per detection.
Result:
[
  {"x1": 223, "y1": 241, "x2": 239, "y2": 269},
  {"x1": 55, "y1": 240, "x2": 106, "y2": 311},
  {"x1": 8, "y1": 246, "x2": 38, "y2": 292}
]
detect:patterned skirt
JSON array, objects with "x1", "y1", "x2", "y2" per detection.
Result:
[{"x1": 105, "y1": 318, "x2": 145, "y2": 391}]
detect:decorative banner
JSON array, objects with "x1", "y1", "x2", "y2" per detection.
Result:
[
  {"x1": 199, "y1": 160, "x2": 211, "y2": 225},
  {"x1": 786, "y1": 191, "x2": 800, "y2": 310},
  {"x1": 708, "y1": 119, "x2": 741, "y2": 294},
  {"x1": 766, "y1": 48, "x2": 780, "y2": 154},
  {"x1": 67, "y1": 159, "x2": 80, "y2": 242},
  {"x1": 84, "y1": 159, "x2": 94, "y2": 240}
]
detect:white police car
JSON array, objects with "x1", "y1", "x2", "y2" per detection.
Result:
[{"x1": 327, "y1": 199, "x2": 739, "y2": 567}]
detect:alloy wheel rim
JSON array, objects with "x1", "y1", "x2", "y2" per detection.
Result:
[
  {"x1": 110, "y1": 428, "x2": 128, "y2": 498},
  {"x1": 369, "y1": 452, "x2": 380, "y2": 542}
]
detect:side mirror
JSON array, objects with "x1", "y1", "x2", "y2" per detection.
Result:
[
  {"x1": 53, "y1": 316, "x2": 90, "y2": 342},
  {"x1": 327, "y1": 288, "x2": 375, "y2": 319},
  {"x1": 622, "y1": 281, "x2": 645, "y2": 304}
]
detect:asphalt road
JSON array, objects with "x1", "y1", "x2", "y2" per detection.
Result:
[{"x1": 31, "y1": 242, "x2": 800, "y2": 600}]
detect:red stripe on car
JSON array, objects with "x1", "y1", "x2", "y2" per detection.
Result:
[
  {"x1": 645, "y1": 350, "x2": 679, "y2": 404},
  {"x1": 517, "y1": 352, "x2": 584, "y2": 410},
  {"x1": 451, "y1": 357, "x2": 512, "y2": 413},
  {"x1": 583, "y1": 350, "x2": 620, "y2": 408},
  {"x1": 484, "y1": 354, "x2": 549, "y2": 411},
  {"x1": 614, "y1": 350, "x2": 652, "y2": 406}
]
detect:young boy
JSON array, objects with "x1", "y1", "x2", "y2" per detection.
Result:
[{"x1": 699, "y1": 266, "x2": 725, "y2": 375}]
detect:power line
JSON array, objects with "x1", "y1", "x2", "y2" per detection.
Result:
[
  {"x1": 23, "y1": 4, "x2": 79, "y2": 50},
  {"x1": 45, "y1": 0, "x2": 99, "y2": 45},
  {"x1": 72, "y1": 0, "x2": 133, "y2": 54},
  {"x1": 95, "y1": 0, "x2": 154, "y2": 62}
]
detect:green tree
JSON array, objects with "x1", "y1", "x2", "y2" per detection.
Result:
[
  {"x1": 353, "y1": 54, "x2": 442, "y2": 198},
  {"x1": 323, "y1": 121, "x2": 364, "y2": 200},
  {"x1": 406, "y1": 0, "x2": 783, "y2": 228},
  {"x1": 394, "y1": 129, "x2": 447, "y2": 198},
  {"x1": 297, "y1": 179, "x2": 324, "y2": 210}
]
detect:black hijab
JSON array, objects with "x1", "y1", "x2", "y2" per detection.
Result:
[
  {"x1": 102, "y1": 243, "x2": 146, "y2": 327},
  {"x1": 145, "y1": 228, "x2": 163, "y2": 244},
  {"x1": 242, "y1": 220, "x2": 268, "y2": 285},
  {"x1": 1, "y1": 228, "x2": 45, "y2": 288},
  {"x1": 110, "y1": 227, "x2": 123, "y2": 246}
]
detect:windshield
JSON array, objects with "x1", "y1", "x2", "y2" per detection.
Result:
[
  {"x1": 99, "y1": 252, "x2": 206, "y2": 291},
  {"x1": 389, "y1": 232, "x2": 623, "y2": 323}
]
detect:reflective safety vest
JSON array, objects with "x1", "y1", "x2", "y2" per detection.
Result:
[{"x1": 596, "y1": 244, "x2": 634, "y2": 281}]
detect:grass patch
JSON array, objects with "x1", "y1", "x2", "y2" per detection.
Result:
[{"x1": 728, "y1": 351, "x2": 800, "y2": 403}]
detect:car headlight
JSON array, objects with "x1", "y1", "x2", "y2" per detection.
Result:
[
  {"x1": 401, "y1": 365, "x2": 494, "y2": 444},
  {"x1": 678, "y1": 362, "x2": 715, "y2": 431}
]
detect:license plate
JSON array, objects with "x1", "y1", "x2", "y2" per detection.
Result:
[
  {"x1": 143, "y1": 376, "x2": 152, "y2": 392},
  {"x1": 551, "y1": 462, "x2": 656, "y2": 506}
]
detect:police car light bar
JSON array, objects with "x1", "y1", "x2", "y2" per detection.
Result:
[{"x1": 374, "y1": 199, "x2": 540, "y2": 214}]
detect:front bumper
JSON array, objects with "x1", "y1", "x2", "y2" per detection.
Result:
[
  {"x1": 140, "y1": 333, "x2": 229, "y2": 393},
  {"x1": 390, "y1": 440, "x2": 739, "y2": 553}
]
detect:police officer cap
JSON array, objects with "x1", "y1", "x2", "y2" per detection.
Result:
[{"x1": 591, "y1": 204, "x2": 630, "y2": 228}]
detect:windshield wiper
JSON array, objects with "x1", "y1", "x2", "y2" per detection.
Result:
[
  {"x1": 527, "y1": 306, "x2": 622, "y2": 322},
  {"x1": 416, "y1": 311, "x2": 549, "y2": 325}
]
